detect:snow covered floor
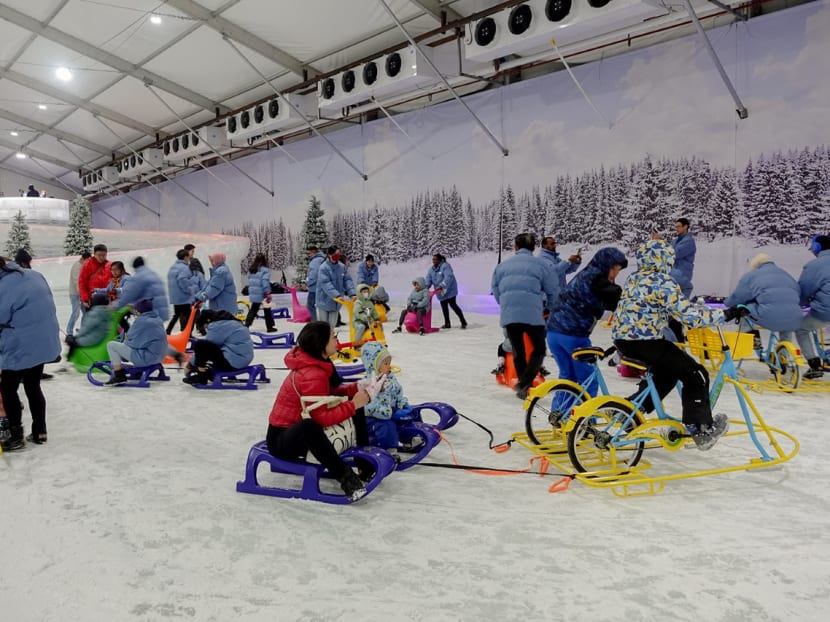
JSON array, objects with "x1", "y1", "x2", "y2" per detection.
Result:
[{"x1": 2, "y1": 294, "x2": 829, "y2": 622}]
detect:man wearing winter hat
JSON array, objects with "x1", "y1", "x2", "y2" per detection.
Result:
[{"x1": 725, "y1": 253, "x2": 803, "y2": 359}]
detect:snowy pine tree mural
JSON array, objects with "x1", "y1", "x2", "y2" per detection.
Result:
[
  {"x1": 63, "y1": 195, "x2": 93, "y2": 255},
  {"x1": 5, "y1": 210, "x2": 32, "y2": 257},
  {"x1": 293, "y1": 195, "x2": 329, "y2": 285}
]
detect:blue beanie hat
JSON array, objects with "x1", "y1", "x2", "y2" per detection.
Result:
[{"x1": 133, "y1": 298, "x2": 153, "y2": 314}]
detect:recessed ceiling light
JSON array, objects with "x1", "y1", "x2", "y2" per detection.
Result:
[
  {"x1": 150, "y1": 14, "x2": 162, "y2": 25},
  {"x1": 15, "y1": 152, "x2": 26, "y2": 159},
  {"x1": 10, "y1": 130, "x2": 19, "y2": 136},
  {"x1": 38, "y1": 104, "x2": 47, "y2": 110},
  {"x1": 55, "y1": 66, "x2": 72, "y2": 81}
]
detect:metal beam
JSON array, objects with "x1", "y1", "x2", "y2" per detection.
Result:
[
  {"x1": 23, "y1": 153, "x2": 82, "y2": 195},
  {"x1": 0, "y1": 67, "x2": 158, "y2": 136},
  {"x1": 407, "y1": 0, "x2": 463, "y2": 23},
  {"x1": 0, "y1": 137, "x2": 80, "y2": 170},
  {"x1": 0, "y1": 3, "x2": 228, "y2": 114},
  {"x1": 164, "y1": 0, "x2": 312, "y2": 78},
  {"x1": 0, "y1": 108, "x2": 112, "y2": 155},
  {"x1": 0, "y1": 162, "x2": 81, "y2": 193}
]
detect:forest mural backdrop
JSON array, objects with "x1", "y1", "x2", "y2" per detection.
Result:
[{"x1": 94, "y1": 0, "x2": 830, "y2": 294}]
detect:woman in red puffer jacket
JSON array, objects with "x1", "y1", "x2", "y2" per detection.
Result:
[{"x1": 267, "y1": 321, "x2": 372, "y2": 501}]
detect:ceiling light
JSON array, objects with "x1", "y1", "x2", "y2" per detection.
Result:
[
  {"x1": 10, "y1": 130, "x2": 19, "y2": 136},
  {"x1": 38, "y1": 104, "x2": 47, "y2": 110},
  {"x1": 150, "y1": 14, "x2": 162, "y2": 25},
  {"x1": 15, "y1": 152, "x2": 26, "y2": 159},
  {"x1": 55, "y1": 66, "x2": 72, "y2": 81}
]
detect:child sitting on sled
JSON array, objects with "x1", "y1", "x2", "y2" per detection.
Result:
[{"x1": 359, "y1": 341, "x2": 424, "y2": 459}]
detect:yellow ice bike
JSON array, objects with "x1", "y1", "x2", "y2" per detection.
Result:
[{"x1": 562, "y1": 325, "x2": 799, "y2": 496}]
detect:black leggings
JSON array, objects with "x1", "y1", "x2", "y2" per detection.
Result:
[
  {"x1": 167, "y1": 304, "x2": 191, "y2": 334},
  {"x1": 505, "y1": 323, "x2": 547, "y2": 389},
  {"x1": 245, "y1": 302, "x2": 275, "y2": 331},
  {"x1": 266, "y1": 409, "x2": 369, "y2": 479},
  {"x1": 439, "y1": 297, "x2": 466, "y2": 327},
  {"x1": 614, "y1": 339, "x2": 712, "y2": 427},
  {"x1": 0, "y1": 364, "x2": 47, "y2": 436},
  {"x1": 399, "y1": 307, "x2": 425, "y2": 328},
  {"x1": 192, "y1": 340, "x2": 234, "y2": 370}
]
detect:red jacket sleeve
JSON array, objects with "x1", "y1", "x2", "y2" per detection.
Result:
[
  {"x1": 333, "y1": 382, "x2": 359, "y2": 398},
  {"x1": 78, "y1": 259, "x2": 94, "y2": 302}
]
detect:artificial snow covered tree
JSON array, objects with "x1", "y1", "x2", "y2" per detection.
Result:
[
  {"x1": 293, "y1": 195, "x2": 329, "y2": 285},
  {"x1": 63, "y1": 195, "x2": 94, "y2": 255},
  {"x1": 5, "y1": 210, "x2": 33, "y2": 258}
]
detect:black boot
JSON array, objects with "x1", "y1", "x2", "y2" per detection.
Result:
[
  {"x1": 804, "y1": 358, "x2": 824, "y2": 380},
  {"x1": 337, "y1": 468, "x2": 367, "y2": 502},
  {"x1": 105, "y1": 369, "x2": 128, "y2": 386},
  {"x1": 1, "y1": 425, "x2": 25, "y2": 452}
]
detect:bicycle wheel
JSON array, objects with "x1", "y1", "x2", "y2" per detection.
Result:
[
  {"x1": 567, "y1": 400, "x2": 645, "y2": 473},
  {"x1": 774, "y1": 343, "x2": 800, "y2": 390},
  {"x1": 524, "y1": 383, "x2": 584, "y2": 446}
]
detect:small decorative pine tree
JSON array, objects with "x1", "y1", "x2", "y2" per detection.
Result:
[
  {"x1": 293, "y1": 195, "x2": 329, "y2": 285},
  {"x1": 5, "y1": 210, "x2": 33, "y2": 257},
  {"x1": 64, "y1": 195, "x2": 94, "y2": 255}
]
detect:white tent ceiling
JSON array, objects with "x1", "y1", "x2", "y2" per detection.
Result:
[{"x1": 0, "y1": 0, "x2": 805, "y2": 194}]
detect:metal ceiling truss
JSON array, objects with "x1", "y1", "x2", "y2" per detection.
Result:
[
  {"x1": 0, "y1": 108, "x2": 112, "y2": 155},
  {"x1": 406, "y1": 0, "x2": 463, "y2": 23},
  {"x1": 0, "y1": 161, "x2": 81, "y2": 193},
  {"x1": 0, "y1": 136, "x2": 80, "y2": 170}
]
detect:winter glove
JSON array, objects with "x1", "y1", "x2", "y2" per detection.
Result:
[
  {"x1": 64, "y1": 334, "x2": 77, "y2": 347},
  {"x1": 723, "y1": 304, "x2": 750, "y2": 323},
  {"x1": 392, "y1": 406, "x2": 416, "y2": 421},
  {"x1": 362, "y1": 373, "x2": 388, "y2": 401}
]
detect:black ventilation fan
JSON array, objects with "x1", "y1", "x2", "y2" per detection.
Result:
[
  {"x1": 508, "y1": 4, "x2": 533, "y2": 35},
  {"x1": 227, "y1": 116, "x2": 237, "y2": 134},
  {"x1": 240, "y1": 110, "x2": 251, "y2": 129},
  {"x1": 138, "y1": 155, "x2": 144, "y2": 165},
  {"x1": 171, "y1": 137, "x2": 179, "y2": 153},
  {"x1": 545, "y1": 0, "x2": 572, "y2": 22},
  {"x1": 183, "y1": 133, "x2": 190, "y2": 149},
  {"x1": 116, "y1": 162, "x2": 123, "y2": 173},
  {"x1": 322, "y1": 77, "x2": 336, "y2": 99},
  {"x1": 588, "y1": 0, "x2": 612, "y2": 7},
  {"x1": 474, "y1": 17, "x2": 497, "y2": 47},
  {"x1": 268, "y1": 98, "x2": 279, "y2": 119},
  {"x1": 163, "y1": 142, "x2": 170, "y2": 156},
  {"x1": 342, "y1": 70, "x2": 356, "y2": 93},
  {"x1": 129, "y1": 155, "x2": 136, "y2": 167},
  {"x1": 191, "y1": 133, "x2": 199, "y2": 147},
  {"x1": 254, "y1": 104, "x2": 264, "y2": 124},
  {"x1": 385, "y1": 52, "x2": 402, "y2": 78},
  {"x1": 363, "y1": 61, "x2": 378, "y2": 86}
]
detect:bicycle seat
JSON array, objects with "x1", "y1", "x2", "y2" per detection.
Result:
[
  {"x1": 619, "y1": 357, "x2": 649, "y2": 371},
  {"x1": 572, "y1": 346, "x2": 606, "y2": 362}
]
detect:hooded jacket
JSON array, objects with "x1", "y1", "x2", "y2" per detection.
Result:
[
  {"x1": 670, "y1": 232, "x2": 696, "y2": 297},
  {"x1": 724, "y1": 262, "x2": 803, "y2": 331},
  {"x1": 116, "y1": 265, "x2": 170, "y2": 320},
  {"x1": 353, "y1": 284, "x2": 380, "y2": 326},
  {"x1": 406, "y1": 277, "x2": 430, "y2": 310},
  {"x1": 204, "y1": 319, "x2": 254, "y2": 369},
  {"x1": 425, "y1": 260, "x2": 458, "y2": 300},
  {"x1": 798, "y1": 249, "x2": 830, "y2": 321},
  {"x1": 360, "y1": 342, "x2": 408, "y2": 421},
  {"x1": 316, "y1": 259, "x2": 355, "y2": 312},
  {"x1": 611, "y1": 239, "x2": 724, "y2": 341},
  {"x1": 491, "y1": 248, "x2": 559, "y2": 327},
  {"x1": 199, "y1": 261, "x2": 237, "y2": 315},
  {"x1": 357, "y1": 261, "x2": 379, "y2": 286},
  {"x1": 124, "y1": 310, "x2": 167, "y2": 367},
  {"x1": 268, "y1": 347, "x2": 359, "y2": 428},
  {"x1": 168, "y1": 259, "x2": 197, "y2": 305},
  {"x1": 247, "y1": 265, "x2": 271, "y2": 304}
]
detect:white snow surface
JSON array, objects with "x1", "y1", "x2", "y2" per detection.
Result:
[{"x1": 2, "y1": 237, "x2": 829, "y2": 621}]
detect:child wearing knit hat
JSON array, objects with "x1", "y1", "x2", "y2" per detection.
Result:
[{"x1": 359, "y1": 342, "x2": 424, "y2": 458}]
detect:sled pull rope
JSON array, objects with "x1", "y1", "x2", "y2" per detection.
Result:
[{"x1": 455, "y1": 411, "x2": 513, "y2": 452}]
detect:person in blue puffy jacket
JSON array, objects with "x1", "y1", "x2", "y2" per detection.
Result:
[
  {"x1": 104, "y1": 298, "x2": 168, "y2": 385},
  {"x1": 167, "y1": 249, "x2": 197, "y2": 334},
  {"x1": 425, "y1": 253, "x2": 467, "y2": 329},
  {"x1": 547, "y1": 247, "x2": 627, "y2": 399},
  {"x1": 392, "y1": 277, "x2": 430, "y2": 335},
  {"x1": 0, "y1": 258, "x2": 61, "y2": 450},
  {"x1": 115, "y1": 256, "x2": 169, "y2": 321},
  {"x1": 357, "y1": 254, "x2": 379, "y2": 287},
  {"x1": 243, "y1": 253, "x2": 276, "y2": 333},
  {"x1": 305, "y1": 245, "x2": 325, "y2": 321},
  {"x1": 796, "y1": 235, "x2": 830, "y2": 379},
  {"x1": 539, "y1": 236, "x2": 581, "y2": 295},
  {"x1": 183, "y1": 309, "x2": 254, "y2": 385},
  {"x1": 316, "y1": 246, "x2": 355, "y2": 328},
  {"x1": 196, "y1": 253, "x2": 237, "y2": 315},
  {"x1": 492, "y1": 233, "x2": 560, "y2": 399}
]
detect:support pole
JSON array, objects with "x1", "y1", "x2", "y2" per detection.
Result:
[
  {"x1": 377, "y1": 0, "x2": 508, "y2": 157},
  {"x1": 222, "y1": 36, "x2": 368, "y2": 181},
  {"x1": 371, "y1": 97, "x2": 431, "y2": 159},
  {"x1": 681, "y1": 0, "x2": 748, "y2": 119},
  {"x1": 25, "y1": 155, "x2": 81, "y2": 195},
  {"x1": 145, "y1": 84, "x2": 275, "y2": 197}
]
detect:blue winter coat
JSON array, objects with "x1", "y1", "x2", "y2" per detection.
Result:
[
  {"x1": 357, "y1": 261, "x2": 379, "y2": 287},
  {"x1": 539, "y1": 248, "x2": 578, "y2": 292},
  {"x1": 548, "y1": 247, "x2": 627, "y2": 337},
  {"x1": 612, "y1": 240, "x2": 722, "y2": 341},
  {"x1": 124, "y1": 310, "x2": 167, "y2": 367},
  {"x1": 116, "y1": 265, "x2": 170, "y2": 321},
  {"x1": 360, "y1": 342, "x2": 409, "y2": 421},
  {"x1": 74, "y1": 306, "x2": 113, "y2": 347},
  {"x1": 0, "y1": 265, "x2": 61, "y2": 370},
  {"x1": 798, "y1": 249, "x2": 830, "y2": 321},
  {"x1": 316, "y1": 259, "x2": 355, "y2": 312},
  {"x1": 199, "y1": 262, "x2": 237, "y2": 315},
  {"x1": 406, "y1": 277, "x2": 430, "y2": 310},
  {"x1": 247, "y1": 266, "x2": 271, "y2": 304},
  {"x1": 305, "y1": 252, "x2": 325, "y2": 290},
  {"x1": 425, "y1": 260, "x2": 458, "y2": 300},
  {"x1": 167, "y1": 260, "x2": 197, "y2": 305},
  {"x1": 670, "y1": 232, "x2": 696, "y2": 297},
  {"x1": 724, "y1": 262, "x2": 803, "y2": 331},
  {"x1": 491, "y1": 249, "x2": 560, "y2": 327},
  {"x1": 205, "y1": 319, "x2": 254, "y2": 368},
  {"x1": 93, "y1": 273, "x2": 131, "y2": 300}
]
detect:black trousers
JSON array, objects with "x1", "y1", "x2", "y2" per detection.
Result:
[
  {"x1": 192, "y1": 340, "x2": 234, "y2": 371},
  {"x1": 245, "y1": 302, "x2": 275, "y2": 331},
  {"x1": 439, "y1": 297, "x2": 466, "y2": 327},
  {"x1": 399, "y1": 307, "x2": 425, "y2": 328},
  {"x1": 167, "y1": 304, "x2": 191, "y2": 334},
  {"x1": 614, "y1": 339, "x2": 712, "y2": 427},
  {"x1": 266, "y1": 409, "x2": 369, "y2": 480},
  {"x1": 0, "y1": 364, "x2": 47, "y2": 436},
  {"x1": 505, "y1": 323, "x2": 547, "y2": 390}
]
